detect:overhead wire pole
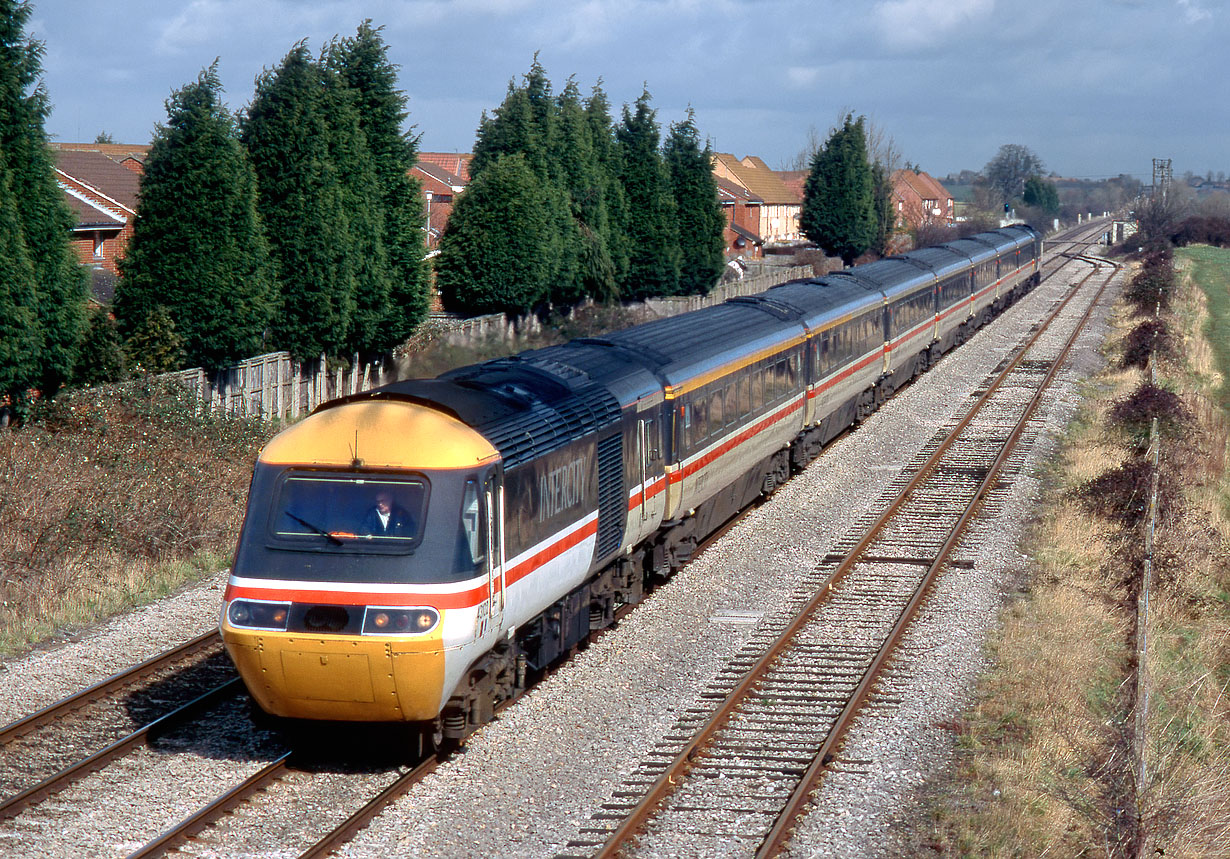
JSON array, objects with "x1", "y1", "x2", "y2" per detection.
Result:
[{"x1": 1151, "y1": 158, "x2": 1172, "y2": 202}]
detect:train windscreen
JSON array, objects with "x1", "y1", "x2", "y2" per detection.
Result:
[{"x1": 272, "y1": 473, "x2": 428, "y2": 551}]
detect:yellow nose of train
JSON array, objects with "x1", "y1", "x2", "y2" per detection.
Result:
[
  {"x1": 221, "y1": 396, "x2": 501, "y2": 722},
  {"x1": 223, "y1": 624, "x2": 447, "y2": 721}
]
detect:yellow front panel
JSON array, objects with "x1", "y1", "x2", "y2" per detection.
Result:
[
  {"x1": 281, "y1": 650, "x2": 375, "y2": 702},
  {"x1": 223, "y1": 626, "x2": 447, "y2": 722}
]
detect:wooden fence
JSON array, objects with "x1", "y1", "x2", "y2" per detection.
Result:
[
  {"x1": 433, "y1": 265, "x2": 813, "y2": 347},
  {"x1": 167, "y1": 352, "x2": 395, "y2": 420},
  {"x1": 166, "y1": 264, "x2": 813, "y2": 421}
]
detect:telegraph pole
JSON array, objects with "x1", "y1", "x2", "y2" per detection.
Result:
[{"x1": 1151, "y1": 158, "x2": 1172, "y2": 201}]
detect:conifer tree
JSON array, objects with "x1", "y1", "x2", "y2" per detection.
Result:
[
  {"x1": 0, "y1": 164, "x2": 42, "y2": 404},
  {"x1": 802, "y1": 114, "x2": 878, "y2": 266},
  {"x1": 326, "y1": 21, "x2": 428, "y2": 350},
  {"x1": 585, "y1": 83, "x2": 630, "y2": 290},
  {"x1": 436, "y1": 154, "x2": 553, "y2": 315},
  {"x1": 72, "y1": 305, "x2": 126, "y2": 385},
  {"x1": 471, "y1": 60, "x2": 580, "y2": 307},
  {"x1": 0, "y1": 0, "x2": 87, "y2": 394},
  {"x1": 115, "y1": 63, "x2": 276, "y2": 371},
  {"x1": 242, "y1": 43, "x2": 356, "y2": 359},
  {"x1": 471, "y1": 83, "x2": 540, "y2": 181},
  {"x1": 870, "y1": 162, "x2": 894, "y2": 256},
  {"x1": 664, "y1": 110, "x2": 725, "y2": 295},
  {"x1": 316, "y1": 60, "x2": 394, "y2": 358},
  {"x1": 616, "y1": 89, "x2": 679, "y2": 299},
  {"x1": 557, "y1": 78, "x2": 617, "y2": 302},
  {"x1": 123, "y1": 305, "x2": 185, "y2": 374}
]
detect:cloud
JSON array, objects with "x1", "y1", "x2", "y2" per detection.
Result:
[
  {"x1": 785, "y1": 66, "x2": 821, "y2": 88},
  {"x1": 1177, "y1": 0, "x2": 1212, "y2": 22},
  {"x1": 874, "y1": 0, "x2": 995, "y2": 49}
]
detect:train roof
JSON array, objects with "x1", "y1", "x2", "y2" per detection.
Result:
[
  {"x1": 824, "y1": 257, "x2": 933, "y2": 301},
  {"x1": 322, "y1": 358, "x2": 625, "y2": 469},
  {"x1": 592, "y1": 298, "x2": 805, "y2": 389},
  {"x1": 968, "y1": 226, "x2": 1034, "y2": 253},
  {"x1": 998, "y1": 223, "x2": 1041, "y2": 247},
  {"x1": 896, "y1": 245, "x2": 972, "y2": 280},
  {"x1": 764, "y1": 278, "x2": 883, "y2": 328},
  {"x1": 939, "y1": 235, "x2": 999, "y2": 263}
]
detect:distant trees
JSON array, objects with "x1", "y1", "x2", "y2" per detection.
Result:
[
  {"x1": 1022, "y1": 176, "x2": 1060, "y2": 214},
  {"x1": 984, "y1": 144, "x2": 1044, "y2": 205},
  {"x1": 436, "y1": 63, "x2": 725, "y2": 314},
  {"x1": 326, "y1": 22, "x2": 429, "y2": 349},
  {"x1": 435, "y1": 154, "x2": 555, "y2": 315},
  {"x1": 801, "y1": 114, "x2": 879, "y2": 266},
  {"x1": 0, "y1": 0, "x2": 89, "y2": 408},
  {"x1": 616, "y1": 89, "x2": 681, "y2": 299},
  {"x1": 242, "y1": 43, "x2": 364, "y2": 360},
  {"x1": 114, "y1": 23, "x2": 431, "y2": 371}
]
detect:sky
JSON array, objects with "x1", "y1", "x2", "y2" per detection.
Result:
[{"x1": 29, "y1": 0, "x2": 1230, "y2": 182}]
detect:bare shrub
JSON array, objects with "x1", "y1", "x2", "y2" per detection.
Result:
[
  {"x1": 1124, "y1": 265, "x2": 1176, "y2": 315},
  {"x1": 1107, "y1": 383, "x2": 1192, "y2": 443},
  {"x1": 0, "y1": 377, "x2": 272, "y2": 651},
  {"x1": 1075, "y1": 460, "x2": 1151, "y2": 526},
  {"x1": 1121, "y1": 320, "x2": 1172, "y2": 369},
  {"x1": 1171, "y1": 215, "x2": 1230, "y2": 248}
]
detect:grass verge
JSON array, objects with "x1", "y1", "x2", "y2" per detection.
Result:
[{"x1": 908, "y1": 249, "x2": 1230, "y2": 856}]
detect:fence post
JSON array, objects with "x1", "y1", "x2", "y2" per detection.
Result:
[
  {"x1": 1132, "y1": 416, "x2": 1160, "y2": 857},
  {"x1": 315, "y1": 353, "x2": 327, "y2": 411}
]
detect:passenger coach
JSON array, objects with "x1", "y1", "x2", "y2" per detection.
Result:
[{"x1": 220, "y1": 225, "x2": 1041, "y2": 742}]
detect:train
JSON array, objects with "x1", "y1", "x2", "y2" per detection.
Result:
[{"x1": 220, "y1": 224, "x2": 1042, "y2": 743}]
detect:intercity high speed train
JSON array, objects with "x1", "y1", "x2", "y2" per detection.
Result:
[{"x1": 221, "y1": 225, "x2": 1042, "y2": 742}]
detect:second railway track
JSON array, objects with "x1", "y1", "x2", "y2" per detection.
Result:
[{"x1": 568, "y1": 244, "x2": 1120, "y2": 858}]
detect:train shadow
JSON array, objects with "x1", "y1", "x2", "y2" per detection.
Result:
[{"x1": 123, "y1": 652, "x2": 423, "y2": 770}]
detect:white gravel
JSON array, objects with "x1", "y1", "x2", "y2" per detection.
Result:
[{"x1": 0, "y1": 252, "x2": 1115, "y2": 859}]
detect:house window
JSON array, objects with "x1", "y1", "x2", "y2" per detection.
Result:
[{"x1": 92, "y1": 233, "x2": 105, "y2": 259}]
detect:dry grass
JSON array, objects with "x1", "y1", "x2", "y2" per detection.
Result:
[
  {"x1": 0, "y1": 378, "x2": 272, "y2": 656},
  {"x1": 913, "y1": 251, "x2": 1230, "y2": 856}
]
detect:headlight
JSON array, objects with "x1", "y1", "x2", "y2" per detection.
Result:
[
  {"x1": 227, "y1": 599, "x2": 291, "y2": 631},
  {"x1": 362, "y1": 607, "x2": 439, "y2": 635}
]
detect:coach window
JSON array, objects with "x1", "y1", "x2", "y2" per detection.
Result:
[
  {"x1": 751, "y1": 368, "x2": 764, "y2": 411},
  {"x1": 737, "y1": 374, "x2": 749, "y2": 417},
  {"x1": 723, "y1": 383, "x2": 737, "y2": 426},
  {"x1": 710, "y1": 387, "x2": 725, "y2": 430},
  {"x1": 786, "y1": 354, "x2": 797, "y2": 389}
]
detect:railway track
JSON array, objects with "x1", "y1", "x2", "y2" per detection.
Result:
[
  {"x1": 557, "y1": 243, "x2": 1118, "y2": 858},
  {"x1": 0, "y1": 631, "x2": 236, "y2": 824}
]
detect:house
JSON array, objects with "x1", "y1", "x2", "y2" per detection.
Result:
[
  {"x1": 711, "y1": 153, "x2": 802, "y2": 244},
  {"x1": 411, "y1": 159, "x2": 468, "y2": 248},
  {"x1": 716, "y1": 176, "x2": 764, "y2": 259},
  {"x1": 890, "y1": 169, "x2": 954, "y2": 231},
  {"x1": 52, "y1": 145, "x2": 148, "y2": 302},
  {"x1": 416, "y1": 152, "x2": 472, "y2": 183}
]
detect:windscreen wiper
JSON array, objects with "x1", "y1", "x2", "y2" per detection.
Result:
[{"x1": 286, "y1": 512, "x2": 344, "y2": 546}]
